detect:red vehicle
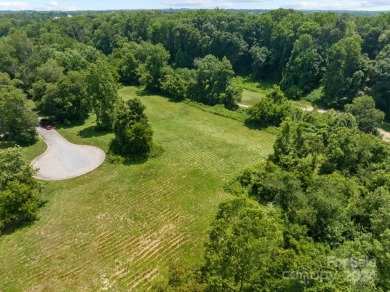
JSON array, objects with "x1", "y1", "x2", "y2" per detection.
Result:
[{"x1": 40, "y1": 119, "x2": 53, "y2": 130}]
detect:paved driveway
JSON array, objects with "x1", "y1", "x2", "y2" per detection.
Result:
[{"x1": 31, "y1": 127, "x2": 105, "y2": 180}]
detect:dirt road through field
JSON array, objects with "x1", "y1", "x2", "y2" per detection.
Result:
[{"x1": 31, "y1": 127, "x2": 105, "y2": 180}]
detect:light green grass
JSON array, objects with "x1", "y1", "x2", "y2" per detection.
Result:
[
  {"x1": 1, "y1": 87, "x2": 275, "y2": 290},
  {"x1": 240, "y1": 89, "x2": 265, "y2": 107},
  {"x1": 232, "y1": 76, "x2": 274, "y2": 93},
  {"x1": 21, "y1": 138, "x2": 47, "y2": 162},
  {"x1": 232, "y1": 76, "x2": 273, "y2": 107},
  {"x1": 292, "y1": 99, "x2": 312, "y2": 109}
]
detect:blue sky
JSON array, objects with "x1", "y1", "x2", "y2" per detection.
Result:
[{"x1": 1, "y1": 0, "x2": 390, "y2": 11}]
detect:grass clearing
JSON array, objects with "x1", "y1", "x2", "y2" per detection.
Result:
[
  {"x1": 1, "y1": 87, "x2": 275, "y2": 290},
  {"x1": 240, "y1": 89, "x2": 265, "y2": 107},
  {"x1": 21, "y1": 138, "x2": 47, "y2": 162},
  {"x1": 233, "y1": 76, "x2": 274, "y2": 107}
]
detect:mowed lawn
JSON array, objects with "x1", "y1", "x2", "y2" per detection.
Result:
[
  {"x1": 240, "y1": 89, "x2": 266, "y2": 107},
  {"x1": 239, "y1": 88, "x2": 313, "y2": 110},
  {"x1": 0, "y1": 87, "x2": 275, "y2": 291}
]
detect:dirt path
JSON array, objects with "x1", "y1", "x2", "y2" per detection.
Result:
[
  {"x1": 31, "y1": 127, "x2": 105, "y2": 180},
  {"x1": 301, "y1": 105, "x2": 327, "y2": 113},
  {"x1": 379, "y1": 128, "x2": 390, "y2": 142},
  {"x1": 237, "y1": 103, "x2": 250, "y2": 108}
]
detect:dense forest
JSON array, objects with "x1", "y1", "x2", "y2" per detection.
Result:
[
  {"x1": 0, "y1": 9, "x2": 389, "y2": 119},
  {"x1": 0, "y1": 8, "x2": 390, "y2": 291}
]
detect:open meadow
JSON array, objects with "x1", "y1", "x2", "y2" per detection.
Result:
[{"x1": 0, "y1": 87, "x2": 275, "y2": 290}]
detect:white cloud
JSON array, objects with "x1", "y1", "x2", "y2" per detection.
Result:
[
  {"x1": 65, "y1": 5, "x2": 78, "y2": 11},
  {"x1": 162, "y1": 0, "x2": 390, "y2": 10},
  {"x1": 283, "y1": 0, "x2": 390, "y2": 10},
  {"x1": 361, "y1": 0, "x2": 390, "y2": 8},
  {"x1": 47, "y1": 1, "x2": 58, "y2": 8},
  {"x1": 284, "y1": 1, "x2": 349, "y2": 10},
  {"x1": 163, "y1": 0, "x2": 233, "y2": 8},
  {"x1": 0, "y1": 1, "x2": 29, "y2": 10}
]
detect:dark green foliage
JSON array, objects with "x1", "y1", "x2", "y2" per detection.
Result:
[
  {"x1": 161, "y1": 69, "x2": 187, "y2": 101},
  {"x1": 322, "y1": 35, "x2": 366, "y2": 108},
  {"x1": 0, "y1": 147, "x2": 42, "y2": 229},
  {"x1": 34, "y1": 58, "x2": 64, "y2": 84},
  {"x1": 138, "y1": 44, "x2": 170, "y2": 92},
  {"x1": 39, "y1": 71, "x2": 90, "y2": 123},
  {"x1": 0, "y1": 73, "x2": 37, "y2": 145},
  {"x1": 86, "y1": 59, "x2": 120, "y2": 130},
  {"x1": 371, "y1": 45, "x2": 390, "y2": 118},
  {"x1": 280, "y1": 34, "x2": 324, "y2": 99},
  {"x1": 201, "y1": 197, "x2": 285, "y2": 291},
  {"x1": 209, "y1": 106, "x2": 390, "y2": 290},
  {"x1": 110, "y1": 98, "x2": 153, "y2": 158},
  {"x1": 189, "y1": 55, "x2": 242, "y2": 108},
  {"x1": 247, "y1": 85, "x2": 293, "y2": 127},
  {"x1": 118, "y1": 52, "x2": 139, "y2": 85},
  {"x1": 1, "y1": 9, "x2": 389, "y2": 115},
  {"x1": 250, "y1": 45, "x2": 269, "y2": 79},
  {"x1": 345, "y1": 95, "x2": 385, "y2": 134},
  {"x1": 200, "y1": 197, "x2": 356, "y2": 291}
]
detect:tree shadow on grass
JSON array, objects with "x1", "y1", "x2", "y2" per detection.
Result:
[
  {"x1": 136, "y1": 88, "x2": 184, "y2": 103},
  {"x1": 54, "y1": 120, "x2": 86, "y2": 130},
  {"x1": 244, "y1": 119, "x2": 269, "y2": 130},
  {"x1": 0, "y1": 140, "x2": 17, "y2": 149},
  {"x1": 0, "y1": 220, "x2": 36, "y2": 237},
  {"x1": 107, "y1": 153, "x2": 148, "y2": 166},
  {"x1": 123, "y1": 156, "x2": 149, "y2": 166},
  {"x1": 78, "y1": 126, "x2": 111, "y2": 138},
  {"x1": 136, "y1": 89, "x2": 156, "y2": 97},
  {"x1": 0, "y1": 198, "x2": 47, "y2": 237}
]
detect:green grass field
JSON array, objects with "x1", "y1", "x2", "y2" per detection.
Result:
[
  {"x1": 240, "y1": 89, "x2": 265, "y2": 106},
  {"x1": 233, "y1": 77, "x2": 315, "y2": 110},
  {"x1": 0, "y1": 87, "x2": 275, "y2": 290},
  {"x1": 232, "y1": 76, "x2": 273, "y2": 107}
]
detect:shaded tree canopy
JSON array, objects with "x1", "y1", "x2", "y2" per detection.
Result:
[
  {"x1": 0, "y1": 147, "x2": 43, "y2": 229},
  {"x1": 345, "y1": 95, "x2": 385, "y2": 134},
  {"x1": 110, "y1": 98, "x2": 153, "y2": 158},
  {"x1": 86, "y1": 59, "x2": 120, "y2": 130}
]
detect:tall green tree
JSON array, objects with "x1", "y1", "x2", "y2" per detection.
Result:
[
  {"x1": 280, "y1": 34, "x2": 324, "y2": 99},
  {"x1": 250, "y1": 45, "x2": 269, "y2": 79},
  {"x1": 0, "y1": 73, "x2": 37, "y2": 144},
  {"x1": 0, "y1": 147, "x2": 42, "y2": 228},
  {"x1": 190, "y1": 55, "x2": 241, "y2": 108},
  {"x1": 138, "y1": 44, "x2": 170, "y2": 92},
  {"x1": 39, "y1": 71, "x2": 90, "y2": 123},
  {"x1": 247, "y1": 85, "x2": 293, "y2": 127},
  {"x1": 34, "y1": 58, "x2": 64, "y2": 84},
  {"x1": 322, "y1": 35, "x2": 365, "y2": 108},
  {"x1": 110, "y1": 98, "x2": 153, "y2": 158},
  {"x1": 86, "y1": 60, "x2": 120, "y2": 130},
  {"x1": 371, "y1": 45, "x2": 390, "y2": 118},
  {"x1": 345, "y1": 95, "x2": 385, "y2": 134},
  {"x1": 202, "y1": 197, "x2": 285, "y2": 291}
]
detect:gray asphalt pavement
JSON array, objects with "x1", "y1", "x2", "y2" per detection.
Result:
[{"x1": 31, "y1": 127, "x2": 105, "y2": 180}]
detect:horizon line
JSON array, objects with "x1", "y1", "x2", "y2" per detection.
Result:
[{"x1": 0, "y1": 8, "x2": 389, "y2": 12}]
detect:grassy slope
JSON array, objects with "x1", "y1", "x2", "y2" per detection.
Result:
[
  {"x1": 0, "y1": 87, "x2": 275, "y2": 290},
  {"x1": 233, "y1": 76, "x2": 273, "y2": 107},
  {"x1": 234, "y1": 77, "x2": 313, "y2": 109}
]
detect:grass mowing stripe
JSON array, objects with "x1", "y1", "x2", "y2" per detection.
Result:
[{"x1": 1, "y1": 87, "x2": 275, "y2": 290}]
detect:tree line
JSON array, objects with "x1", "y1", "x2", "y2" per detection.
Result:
[
  {"x1": 161, "y1": 105, "x2": 390, "y2": 291},
  {"x1": 0, "y1": 9, "x2": 389, "y2": 121}
]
